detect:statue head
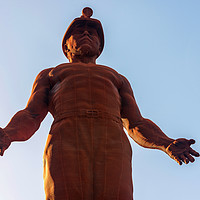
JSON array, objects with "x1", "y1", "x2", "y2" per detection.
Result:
[{"x1": 62, "y1": 7, "x2": 104, "y2": 63}]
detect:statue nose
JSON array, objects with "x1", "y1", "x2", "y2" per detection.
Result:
[{"x1": 83, "y1": 30, "x2": 90, "y2": 35}]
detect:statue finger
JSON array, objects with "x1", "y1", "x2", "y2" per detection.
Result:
[
  {"x1": 179, "y1": 154, "x2": 189, "y2": 164},
  {"x1": 189, "y1": 149, "x2": 200, "y2": 157},
  {"x1": 188, "y1": 139, "x2": 195, "y2": 145},
  {"x1": 174, "y1": 156, "x2": 182, "y2": 165},
  {"x1": 184, "y1": 152, "x2": 195, "y2": 163},
  {"x1": 0, "y1": 147, "x2": 4, "y2": 156}
]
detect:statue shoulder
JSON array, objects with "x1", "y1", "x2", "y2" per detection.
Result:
[
  {"x1": 35, "y1": 67, "x2": 53, "y2": 81},
  {"x1": 96, "y1": 64, "x2": 117, "y2": 72},
  {"x1": 32, "y1": 67, "x2": 54, "y2": 88},
  {"x1": 96, "y1": 64, "x2": 123, "y2": 77},
  {"x1": 36, "y1": 63, "x2": 71, "y2": 80},
  {"x1": 48, "y1": 63, "x2": 72, "y2": 75}
]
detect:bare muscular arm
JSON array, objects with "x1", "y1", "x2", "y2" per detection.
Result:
[
  {"x1": 119, "y1": 75, "x2": 199, "y2": 165},
  {"x1": 0, "y1": 68, "x2": 52, "y2": 155}
]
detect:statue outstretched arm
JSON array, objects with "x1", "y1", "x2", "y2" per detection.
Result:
[
  {"x1": 0, "y1": 68, "x2": 53, "y2": 155},
  {"x1": 119, "y1": 75, "x2": 199, "y2": 165}
]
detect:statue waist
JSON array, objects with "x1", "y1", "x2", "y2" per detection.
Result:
[{"x1": 53, "y1": 109, "x2": 121, "y2": 123}]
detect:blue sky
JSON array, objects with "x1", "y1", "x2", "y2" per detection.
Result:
[{"x1": 0, "y1": 0, "x2": 199, "y2": 199}]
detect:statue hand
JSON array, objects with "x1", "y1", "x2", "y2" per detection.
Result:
[
  {"x1": 0, "y1": 128, "x2": 11, "y2": 156},
  {"x1": 166, "y1": 138, "x2": 200, "y2": 165}
]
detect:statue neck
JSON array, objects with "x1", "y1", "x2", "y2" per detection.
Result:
[{"x1": 68, "y1": 54, "x2": 97, "y2": 64}]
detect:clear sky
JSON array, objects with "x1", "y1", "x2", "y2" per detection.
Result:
[{"x1": 0, "y1": 0, "x2": 199, "y2": 200}]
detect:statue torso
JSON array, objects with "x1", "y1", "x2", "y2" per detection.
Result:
[{"x1": 48, "y1": 63, "x2": 123, "y2": 119}]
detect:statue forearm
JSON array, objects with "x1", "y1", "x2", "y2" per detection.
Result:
[
  {"x1": 123, "y1": 118, "x2": 174, "y2": 152},
  {"x1": 3, "y1": 109, "x2": 43, "y2": 142}
]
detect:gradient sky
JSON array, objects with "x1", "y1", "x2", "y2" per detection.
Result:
[{"x1": 0, "y1": 0, "x2": 199, "y2": 200}]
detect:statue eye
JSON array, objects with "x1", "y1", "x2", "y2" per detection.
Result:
[
  {"x1": 76, "y1": 28, "x2": 82, "y2": 33},
  {"x1": 78, "y1": 30, "x2": 84, "y2": 34},
  {"x1": 72, "y1": 27, "x2": 84, "y2": 35}
]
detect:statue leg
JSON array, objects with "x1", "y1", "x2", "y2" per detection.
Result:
[{"x1": 43, "y1": 117, "x2": 133, "y2": 200}]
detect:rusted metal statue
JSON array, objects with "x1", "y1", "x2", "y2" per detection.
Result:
[{"x1": 0, "y1": 7, "x2": 199, "y2": 200}]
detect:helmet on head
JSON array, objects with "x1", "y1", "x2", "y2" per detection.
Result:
[{"x1": 62, "y1": 7, "x2": 104, "y2": 58}]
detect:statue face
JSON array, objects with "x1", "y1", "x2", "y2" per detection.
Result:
[{"x1": 65, "y1": 22, "x2": 101, "y2": 58}]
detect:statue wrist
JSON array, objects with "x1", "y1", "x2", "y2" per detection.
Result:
[
  {"x1": 163, "y1": 138, "x2": 175, "y2": 151},
  {"x1": 0, "y1": 127, "x2": 12, "y2": 144}
]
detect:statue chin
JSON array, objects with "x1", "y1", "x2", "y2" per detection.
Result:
[{"x1": 76, "y1": 44, "x2": 97, "y2": 57}]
